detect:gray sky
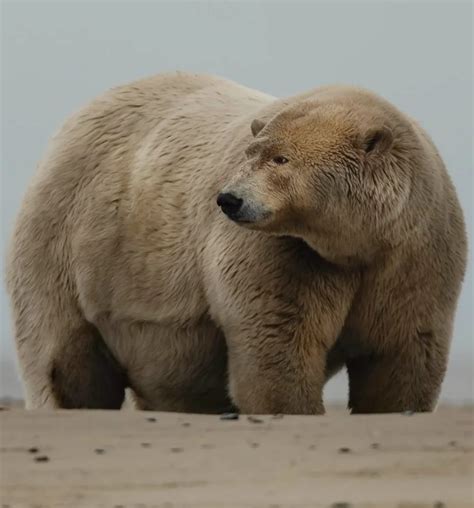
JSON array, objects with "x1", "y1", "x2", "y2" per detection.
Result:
[{"x1": 1, "y1": 0, "x2": 472, "y2": 402}]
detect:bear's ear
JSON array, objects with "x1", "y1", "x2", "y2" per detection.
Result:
[
  {"x1": 362, "y1": 127, "x2": 393, "y2": 155},
  {"x1": 250, "y1": 119, "x2": 266, "y2": 137}
]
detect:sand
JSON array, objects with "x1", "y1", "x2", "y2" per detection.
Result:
[{"x1": 0, "y1": 405, "x2": 472, "y2": 507}]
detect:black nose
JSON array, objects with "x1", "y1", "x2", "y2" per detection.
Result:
[{"x1": 217, "y1": 192, "x2": 243, "y2": 217}]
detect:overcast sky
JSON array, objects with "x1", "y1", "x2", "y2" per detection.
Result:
[{"x1": 1, "y1": 0, "x2": 472, "y2": 402}]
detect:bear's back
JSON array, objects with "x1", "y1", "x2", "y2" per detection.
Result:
[{"x1": 7, "y1": 73, "x2": 275, "y2": 325}]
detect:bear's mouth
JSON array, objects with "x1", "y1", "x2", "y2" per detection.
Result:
[
  {"x1": 226, "y1": 214, "x2": 253, "y2": 224},
  {"x1": 225, "y1": 212, "x2": 274, "y2": 231},
  {"x1": 224, "y1": 209, "x2": 271, "y2": 225}
]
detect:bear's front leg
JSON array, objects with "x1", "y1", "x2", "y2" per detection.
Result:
[
  {"x1": 346, "y1": 257, "x2": 458, "y2": 414},
  {"x1": 347, "y1": 332, "x2": 449, "y2": 414},
  {"x1": 227, "y1": 325, "x2": 329, "y2": 414},
  {"x1": 213, "y1": 250, "x2": 359, "y2": 415}
]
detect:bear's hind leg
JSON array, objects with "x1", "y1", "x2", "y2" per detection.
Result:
[
  {"x1": 49, "y1": 322, "x2": 127, "y2": 409},
  {"x1": 16, "y1": 317, "x2": 127, "y2": 409}
]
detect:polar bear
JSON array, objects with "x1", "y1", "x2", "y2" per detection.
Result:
[{"x1": 7, "y1": 73, "x2": 467, "y2": 413}]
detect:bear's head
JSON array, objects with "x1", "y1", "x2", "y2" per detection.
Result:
[{"x1": 217, "y1": 88, "x2": 427, "y2": 266}]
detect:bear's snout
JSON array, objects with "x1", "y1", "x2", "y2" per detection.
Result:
[
  {"x1": 217, "y1": 188, "x2": 272, "y2": 225},
  {"x1": 217, "y1": 192, "x2": 243, "y2": 219}
]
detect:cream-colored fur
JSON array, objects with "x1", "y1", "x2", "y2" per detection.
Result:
[{"x1": 6, "y1": 72, "x2": 467, "y2": 413}]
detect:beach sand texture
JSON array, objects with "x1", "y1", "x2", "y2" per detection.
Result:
[{"x1": 0, "y1": 405, "x2": 472, "y2": 508}]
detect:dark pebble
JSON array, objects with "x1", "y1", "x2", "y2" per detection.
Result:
[
  {"x1": 182, "y1": 422, "x2": 191, "y2": 427},
  {"x1": 94, "y1": 448, "x2": 105, "y2": 455},
  {"x1": 401, "y1": 410, "x2": 415, "y2": 416},
  {"x1": 433, "y1": 502, "x2": 446, "y2": 508},
  {"x1": 220, "y1": 412, "x2": 239, "y2": 421},
  {"x1": 28, "y1": 447, "x2": 39, "y2": 454},
  {"x1": 141, "y1": 443, "x2": 151, "y2": 448},
  {"x1": 250, "y1": 442, "x2": 259, "y2": 448},
  {"x1": 34, "y1": 455, "x2": 49, "y2": 463},
  {"x1": 338, "y1": 447, "x2": 351, "y2": 454},
  {"x1": 170, "y1": 447, "x2": 183, "y2": 453},
  {"x1": 370, "y1": 443, "x2": 380, "y2": 449},
  {"x1": 448, "y1": 440, "x2": 457, "y2": 447},
  {"x1": 146, "y1": 417, "x2": 157, "y2": 422},
  {"x1": 247, "y1": 415, "x2": 263, "y2": 424},
  {"x1": 331, "y1": 503, "x2": 352, "y2": 508}
]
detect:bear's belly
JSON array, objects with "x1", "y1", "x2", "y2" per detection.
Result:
[
  {"x1": 95, "y1": 313, "x2": 232, "y2": 412},
  {"x1": 78, "y1": 239, "x2": 209, "y2": 328}
]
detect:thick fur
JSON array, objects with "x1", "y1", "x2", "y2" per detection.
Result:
[{"x1": 6, "y1": 72, "x2": 467, "y2": 413}]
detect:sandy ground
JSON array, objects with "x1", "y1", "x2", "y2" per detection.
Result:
[{"x1": 0, "y1": 405, "x2": 472, "y2": 508}]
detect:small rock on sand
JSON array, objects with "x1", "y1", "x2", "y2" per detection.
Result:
[{"x1": 220, "y1": 413, "x2": 239, "y2": 421}]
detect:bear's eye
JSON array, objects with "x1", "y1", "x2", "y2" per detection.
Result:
[{"x1": 272, "y1": 156, "x2": 289, "y2": 165}]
